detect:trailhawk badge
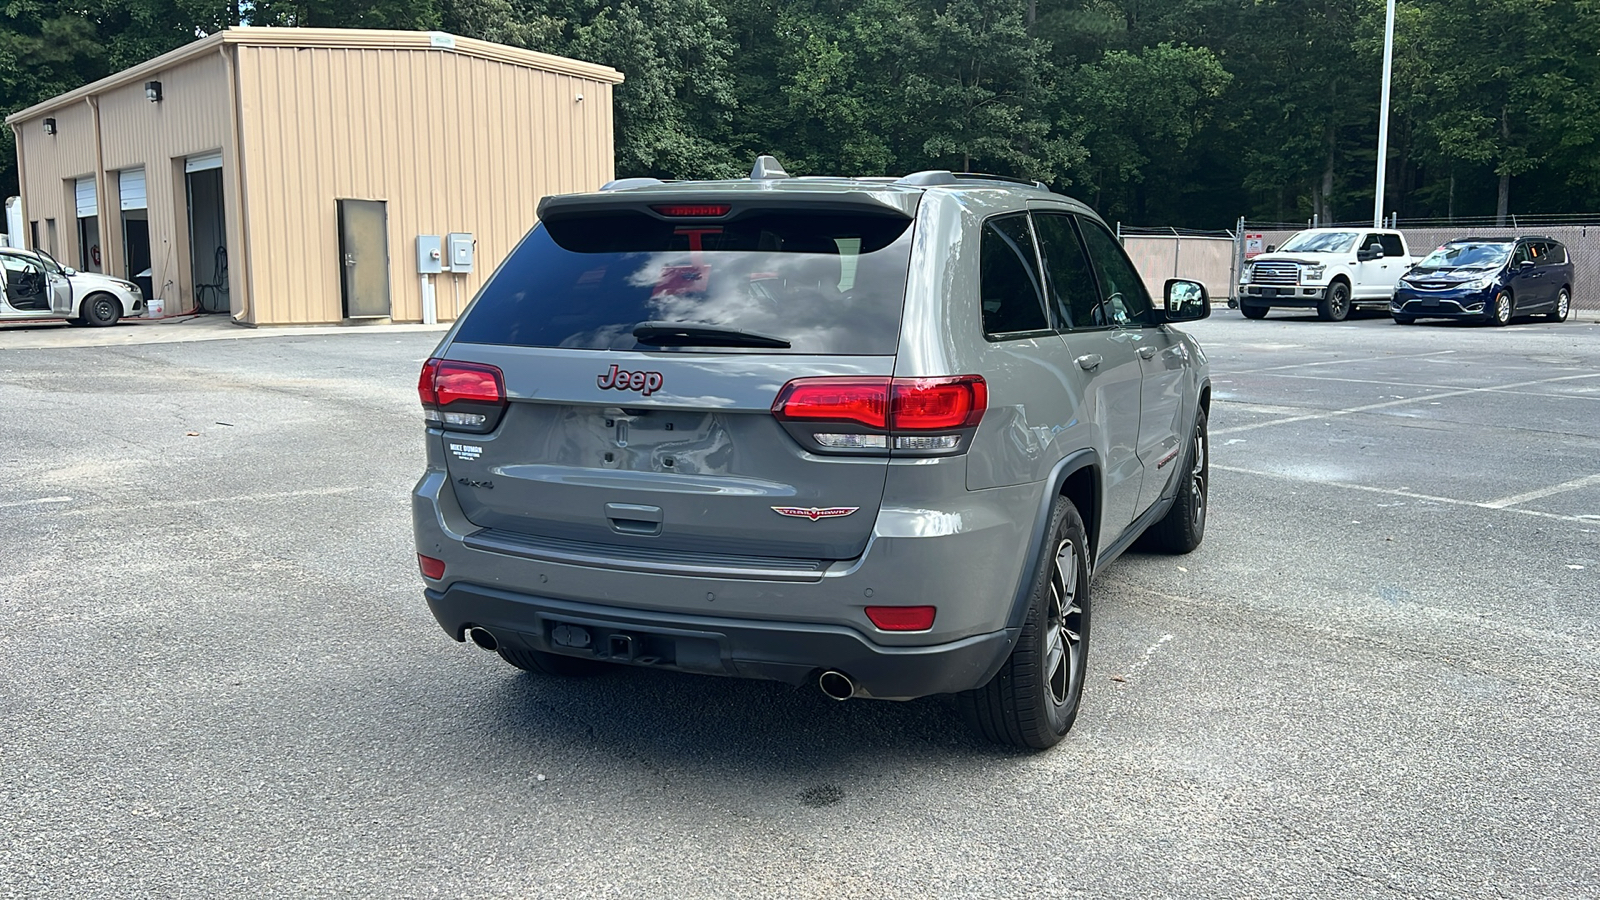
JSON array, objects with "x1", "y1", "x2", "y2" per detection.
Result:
[{"x1": 771, "y1": 506, "x2": 860, "y2": 521}]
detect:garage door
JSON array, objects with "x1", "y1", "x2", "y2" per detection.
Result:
[
  {"x1": 75, "y1": 177, "x2": 97, "y2": 217},
  {"x1": 185, "y1": 152, "x2": 222, "y2": 174},
  {"x1": 119, "y1": 168, "x2": 147, "y2": 211}
]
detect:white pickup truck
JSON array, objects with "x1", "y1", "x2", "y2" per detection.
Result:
[{"x1": 1236, "y1": 228, "x2": 1418, "y2": 321}]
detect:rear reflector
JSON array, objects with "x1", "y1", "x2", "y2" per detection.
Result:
[
  {"x1": 865, "y1": 606, "x2": 937, "y2": 631},
  {"x1": 651, "y1": 204, "x2": 732, "y2": 218},
  {"x1": 417, "y1": 554, "x2": 446, "y2": 580}
]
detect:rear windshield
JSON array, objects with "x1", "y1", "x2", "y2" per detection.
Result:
[{"x1": 453, "y1": 209, "x2": 914, "y2": 354}]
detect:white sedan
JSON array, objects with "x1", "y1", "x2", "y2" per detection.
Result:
[{"x1": 0, "y1": 248, "x2": 145, "y2": 326}]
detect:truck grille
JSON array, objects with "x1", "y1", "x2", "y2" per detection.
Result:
[{"x1": 1251, "y1": 261, "x2": 1299, "y2": 285}]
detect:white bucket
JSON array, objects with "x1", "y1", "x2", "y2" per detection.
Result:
[{"x1": 145, "y1": 294, "x2": 164, "y2": 319}]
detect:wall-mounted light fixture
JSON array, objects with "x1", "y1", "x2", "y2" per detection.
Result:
[
  {"x1": 145, "y1": 81, "x2": 163, "y2": 103},
  {"x1": 42, "y1": 118, "x2": 57, "y2": 135}
]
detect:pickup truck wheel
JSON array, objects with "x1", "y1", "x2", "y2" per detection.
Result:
[
  {"x1": 1240, "y1": 304, "x2": 1269, "y2": 320},
  {"x1": 1545, "y1": 287, "x2": 1570, "y2": 322},
  {"x1": 1139, "y1": 408, "x2": 1208, "y2": 554},
  {"x1": 1317, "y1": 282, "x2": 1351, "y2": 322},
  {"x1": 1490, "y1": 290, "x2": 1513, "y2": 326},
  {"x1": 498, "y1": 646, "x2": 607, "y2": 676},
  {"x1": 958, "y1": 496, "x2": 1090, "y2": 750}
]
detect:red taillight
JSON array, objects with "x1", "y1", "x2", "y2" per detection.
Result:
[
  {"x1": 651, "y1": 204, "x2": 733, "y2": 217},
  {"x1": 419, "y1": 358, "x2": 506, "y2": 432},
  {"x1": 417, "y1": 553, "x2": 446, "y2": 580},
  {"x1": 772, "y1": 377, "x2": 891, "y2": 429},
  {"x1": 771, "y1": 375, "x2": 986, "y2": 454},
  {"x1": 891, "y1": 376, "x2": 987, "y2": 430},
  {"x1": 433, "y1": 361, "x2": 503, "y2": 405},
  {"x1": 865, "y1": 606, "x2": 936, "y2": 631}
]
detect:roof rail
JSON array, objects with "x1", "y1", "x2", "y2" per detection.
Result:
[
  {"x1": 600, "y1": 177, "x2": 665, "y2": 191},
  {"x1": 896, "y1": 170, "x2": 959, "y2": 186},
  {"x1": 895, "y1": 170, "x2": 1051, "y2": 191},
  {"x1": 950, "y1": 172, "x2": 1050, "y2": 190},
  {"x1": 751, "y1": 155, "x2": 791, "y2": 180}
]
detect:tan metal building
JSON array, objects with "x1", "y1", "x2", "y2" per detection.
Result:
[{"x1": 6, "y1": 28, "x2": 623, "y2": 325}]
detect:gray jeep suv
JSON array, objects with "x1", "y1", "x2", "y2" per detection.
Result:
[{"x1": 413, "y1": 158, "x2": 1212, "y2": 749}]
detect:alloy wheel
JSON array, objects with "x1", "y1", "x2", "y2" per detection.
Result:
[
  {"x1": 1558, "y1": 289, "x2": 1571, "y2": 320},
  {"x1": 1495, "y1": 292, "x2": 1512, "y2": 324},
  {"x1": 1044, "y1": 539, "x2": 1085, "y2": 705},
  {"x1": 1188, "y1": 420, "x2": 1207, "y2": 530}
]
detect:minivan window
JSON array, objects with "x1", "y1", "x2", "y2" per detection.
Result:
[
  {"x1": 979, "y1": 214, "x2": 1050, "y2": 338},
  {"x1": 1076, "y1": 218, "x2": 1154, "y2": 327},
  {"x1": 453, "y1": 210, "x2": 914, "y2": 355},
  {"x1": 1544, "y1": 242, "x2": 1568, "y2": 265},
  {"x1": 1032, "y1": 213, "x2": 1104, "y2": 330}
]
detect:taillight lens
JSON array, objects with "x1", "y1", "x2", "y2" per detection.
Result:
[
  {"x1": 772, "y1": 377, "x2": 891, "y2": 429},
  {"x1": 419, "y1": 358, "x2": 506, "y2": 433},
  {"x1": 865, "y1": 606, "x2": 937, "y2": 631},
  {"x1": 771, "y1": 375, "x2": 986, "y2": 456},
  {"x1": 891, "y1": 376, "x2": 987, "y2": 430}
]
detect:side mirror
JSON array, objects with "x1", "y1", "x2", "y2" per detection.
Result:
[
  {"x1": 63, "y1": 267, "x2": 77, "y2": 276},
  {"x1": 1358, "y1": 244, "x2": 1385, "y2": 261},
  {"x1": 1519, "y1": 259, "x2": 1536, "y2": 270},
  {"x1": 1265, "y1": 245, "x2": 1276, "y2": 253},
  {"x1": 1163, "y1": 278, "x2": 1210, "y2": 322}
]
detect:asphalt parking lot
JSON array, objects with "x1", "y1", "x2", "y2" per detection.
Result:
[{"x1": 3, "y1": 312, "x2": 1598, "y2": 899}]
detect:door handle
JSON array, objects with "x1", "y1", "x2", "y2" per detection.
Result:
[
  {"x1": 343, "y1": 253, "x2": 356, "y2": 267},
  {"x1": 1076, "y1": 354, "x2": 1102, "y2": 371},
  {"x1": 1138, "y1": 346, "x2": 1156, "y2": 360}
]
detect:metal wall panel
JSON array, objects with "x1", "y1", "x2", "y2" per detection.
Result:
[
  {"x1": 235, "y1": 44, "x2": 619, "y2": 324},
  {"x1": 12, "y1": 101, "x2": 98, "y2": 254}
]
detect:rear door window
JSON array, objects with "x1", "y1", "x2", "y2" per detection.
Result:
[
  {"x1": 1032, "y1": 212, "x2": 1105, "y2": 330},
  {"x1": 979, "y1": 214, "x2": 1050, "y2": 339},
  {"x1": 453, "y1": 210, "x2": 914, "y2": 355},
  {"x1": 1379, "y1": 234, "x2": 1405, "y2": 258},
  {"x1": 1544, "y1": 242, "x2": 1568, "y2": 265}
]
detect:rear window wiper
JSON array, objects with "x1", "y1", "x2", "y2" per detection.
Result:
[{"x1": 632, "y1": 321, "x2": 792, "y2": 349}]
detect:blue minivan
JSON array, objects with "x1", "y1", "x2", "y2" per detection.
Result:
[{"x1": 1391, "y1": 236, "x2": 1574, "y2": 325}]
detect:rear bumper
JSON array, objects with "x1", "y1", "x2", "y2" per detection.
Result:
[{"x1": 427, "y1": 583, "x2": 1017, "y2": 700}]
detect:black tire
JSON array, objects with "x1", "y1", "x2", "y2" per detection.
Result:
[
  {"x1": 1140, "y1": 408, "x2": 1209, "y2": 554},
  {"x1": 497, "y1": 645, "x2": 607, "y2": 676},
  {"x1": 1546, "y1": 287, "x2": 1570, "y2": 322},
  {"x1": 1392, "y1": 315, "x2": 1415, "y2": 325},
  {"x1": 82, "y1": 293, "x2": 122, "y2": 327},
  {"x1": 958, "y1": 497, "x2": 1090, "y2": 750},
  {"x1": 65, "y1": 317, "x2": 87, "y2": 327},
  {"x1": 1240, "y1": 304, "x2": 1269, "y2": 320},
  {"x1": 1317, "y1": 281, "x2": 1351, "y2": 321},
  {"x1": 1489, "y1": 289, "x2": 1513, "y2": 326}
]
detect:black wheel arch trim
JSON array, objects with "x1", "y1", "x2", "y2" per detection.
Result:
[{"x1": 1002, "y1": 447, "x2": 1101, "y2": 637}]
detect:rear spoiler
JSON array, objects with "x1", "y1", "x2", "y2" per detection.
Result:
[{"x1": 538, "y1": 186, "x2": 920, "y2": 223}]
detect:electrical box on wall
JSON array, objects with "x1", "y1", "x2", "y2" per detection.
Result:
[
  {"x1": 446, "y1": 233, "x2": 474, "y2": 273},
  {"x1": 416, "y1": 235, "x2": 443, "y2": 274}
]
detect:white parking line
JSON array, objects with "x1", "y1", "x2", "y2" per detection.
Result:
[
  {"x1": 1214, "y1": 464, "x2": 1597, "y2": 525},
  {"x1": 1230, "y1": 349, "x2": 1458, "y2": 375},
  {"x1": 1482, "y1": 474, "x2": 1600, "y2": 510},
  {"x1": 0, "y1": 496, "x2": 72, "y2": 510},
  {"x1": 1212, "y1": 371, "x2": 1600, "y2": 436},
  {"x1": 1244, "y1": 371, "x2": 1600, "y2": 402}
]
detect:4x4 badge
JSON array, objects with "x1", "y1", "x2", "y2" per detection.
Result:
[{"x1": 772, "y1": 506, "x2": 859, "y2": 521}]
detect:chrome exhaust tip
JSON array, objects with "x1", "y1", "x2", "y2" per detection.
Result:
[
  {"x1": 466, "y1": 627, "x2": 498, "y2": 652},
  {"x1": 818, "y1": 670, "x2": 856, "y2": 701}
]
